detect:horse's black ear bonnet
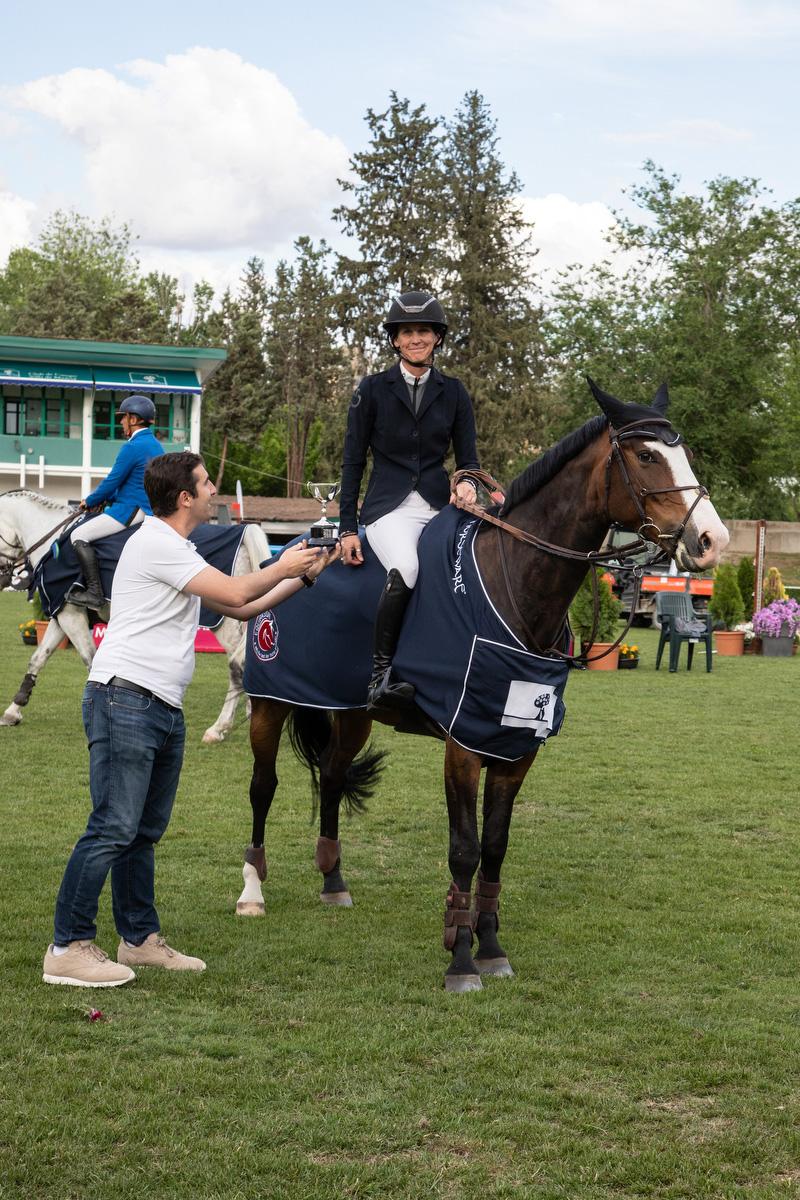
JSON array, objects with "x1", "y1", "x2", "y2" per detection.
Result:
[{"x1": 587, "y1": 377, "x2": 683, "y2": 446}]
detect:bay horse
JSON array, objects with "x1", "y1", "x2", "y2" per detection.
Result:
[
  {"x1": 237, "y1": 382, "x2": 729, "y2": 991},
  {"x1": 0, "y1": 490, "x2": 265, "y2": 743}
]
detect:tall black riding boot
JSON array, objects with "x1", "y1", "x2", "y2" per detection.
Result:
[
  {"x1": 70, "y1": 540, "x2": 106, "y2": 609},
  {"x1": 367, "y1": 569, "x2": 416, "y2": 710}
]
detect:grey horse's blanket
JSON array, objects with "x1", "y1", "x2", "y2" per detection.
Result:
[
  {"x1": 32, "y1": 519, "x2": 247, "y2": 629},
  {"x1": 244, "y1": 507, "x2": 569, "y2": 761}
]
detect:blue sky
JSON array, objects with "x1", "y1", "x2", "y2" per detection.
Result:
[{"x1": 2, "y1": 0, "x2": 798, "y2": 299}]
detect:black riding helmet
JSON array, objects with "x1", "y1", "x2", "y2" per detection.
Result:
[
  {"x1": 383, "y1": 291, "x2": 448, "y2": 351},
  {"x1": 118, "y1": 394, "x2": 157, "y2": 423}
]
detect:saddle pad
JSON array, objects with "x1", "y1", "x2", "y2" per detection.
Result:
[
  {"x1": 33, "y1": 520, "x2": 246, "y2": 629},
  {"x1": 243, "y1": 534, "x2": 386, "y2": 708}
]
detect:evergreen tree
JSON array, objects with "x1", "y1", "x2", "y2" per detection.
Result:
[
  {"x1": 333, "y1": 93, "x2": 444, "y2": 373},
  {"x1": 438, "y1": 91, "x2": 544, "y2": 476},
  {"x1": 201, "y1": 258, "x2": 270, "y2": 489},
  {"x1": 265, "y1": 238, "x2": 348, "y2": 497}
]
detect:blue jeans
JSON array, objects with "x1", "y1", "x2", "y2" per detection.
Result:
[{"x1": 53, "y1": 681, "x2": 186, "y2": 946}]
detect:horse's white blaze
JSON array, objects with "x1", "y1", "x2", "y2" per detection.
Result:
[{"x1": 645, "y1": 440, "x2": 729, "y2": 569}]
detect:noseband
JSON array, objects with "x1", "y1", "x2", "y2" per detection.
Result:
[{"x1": 607, "y1": 419, "x2": 708, "y2": 560}]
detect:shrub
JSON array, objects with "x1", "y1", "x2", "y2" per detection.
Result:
[
  {"x1": 736, "y1": 557, "x2": 755, "y2": 621},
  {"x1": 708, "y1": 564, "x2": 745, "y2": 629},
  {"x1": 569, "y1": 571, "x2": 622, "y2": 643},
  {"x1": 762, "y1": 566, "x2": 787, "y2": 606}
]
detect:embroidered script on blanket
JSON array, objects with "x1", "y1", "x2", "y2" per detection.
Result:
[{"x1": 393, "y1": 506, "x2": 569, "y2": 761}]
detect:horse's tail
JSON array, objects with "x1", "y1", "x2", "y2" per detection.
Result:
[{"x1": 287, "y1": 707, "x2": 387, "y2": 817}]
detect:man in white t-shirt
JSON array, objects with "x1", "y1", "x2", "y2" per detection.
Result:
[{"x1": 43, "y1": 451, "x2": 338, "y2": 988}]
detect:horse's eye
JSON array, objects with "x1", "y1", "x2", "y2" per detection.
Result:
[{"x1": 637, "y1": 450, "x2": 655, "y2": 464}]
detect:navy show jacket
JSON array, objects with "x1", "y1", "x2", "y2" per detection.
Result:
[{"x1": 339, "y1": 363, "x2": 480, "y2": 533}]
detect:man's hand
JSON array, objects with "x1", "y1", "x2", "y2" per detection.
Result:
[
  {"x1": 305, "y1": 542, "x2": 341, "y2": 580},
  {"x1": 279, "y1": 540, "x2": 325, "y2": 579},
  {"x1": 340, "y1": 533, "x2": 364, "y2": 566}
]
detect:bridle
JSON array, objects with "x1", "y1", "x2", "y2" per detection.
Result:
[
  {"x1": 452, "y1": 419, "x2": 708, "y2": 663},
  {"x1": 0, "y1": 494, "x2": 85, "y2": 589}
]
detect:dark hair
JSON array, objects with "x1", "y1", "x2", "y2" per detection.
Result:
[{"x1": 145, "y1": 452, "x2": 204, "y2": 516}]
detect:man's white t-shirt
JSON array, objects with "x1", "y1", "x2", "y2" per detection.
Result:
[{"x1": 88, "y1": 516, "x2": 207, "y2": 707}]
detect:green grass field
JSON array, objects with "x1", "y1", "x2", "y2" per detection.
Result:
[{"x1": 2, "y1": 589, "x2": 800, "y2": 1199}]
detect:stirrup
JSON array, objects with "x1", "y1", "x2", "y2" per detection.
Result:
[
  {"x1": 366, "y1": 668, "x2": 415, "y2": 711},
  {"x1": 69, "y1": 586, "x2": 105, "y2": 609}
]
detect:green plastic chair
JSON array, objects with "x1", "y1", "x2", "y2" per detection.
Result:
[{"x1": 655, "y1": 591, "x2": 713, "y2": 673}]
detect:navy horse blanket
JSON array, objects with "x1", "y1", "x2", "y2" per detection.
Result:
[
  {"x1": 32, "y1": 519, "x2": 247, "y2": 630},
  {"x1": 244, "y1": 506, "x2": 569, "y2": 761}
]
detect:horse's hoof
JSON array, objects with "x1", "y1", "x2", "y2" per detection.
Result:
[
  {"x1": 320, "y1": 890, "x2": 353, "y2": 907},
  {"x1": 476, "y1": 957, "x2": 514, "y2": 978},
  {"x1": 202, "y1": 729, "x2": 224, "y2": 745},
  {"x1": 0, "y1": 710, "x2": 21, "y2": 727},
  {"x1": 444, "y1": 973, "x2": 483, "y2": 993},
  {"x1": 236, "y1": 900, "x2": 265, "y2": 916}
]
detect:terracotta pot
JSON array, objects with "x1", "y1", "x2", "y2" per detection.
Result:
[
  {"x1": 582, "y1": 642, "x2": 621, "y2": 671},
  {"x1": 714, "y1": 630, "x2": 745, "y2": 657},
  {"x1": 35, "y1": 620, "x2": 69, "y2": 650}
]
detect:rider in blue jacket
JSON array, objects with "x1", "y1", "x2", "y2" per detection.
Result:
[{"x1": 69, "y1": 394, "x2": 164, "y2": 608}]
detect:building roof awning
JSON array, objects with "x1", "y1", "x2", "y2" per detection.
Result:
[
  {"x1": 0, "y1": 361, "x2": 93, "y2": 388},
  {"x1": 92, "y1": 367, "x2": 201, "y2": 394}
]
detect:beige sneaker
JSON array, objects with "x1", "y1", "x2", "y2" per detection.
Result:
[
  {"x1": 43, "y1": 941, "x2": 135, "y2": 987},
  {"x1": 117, "y1": 933, "x2": 206, "y2": 972}
]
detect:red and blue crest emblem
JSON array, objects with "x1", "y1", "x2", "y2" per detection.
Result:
[{"x1": 252, "y1": 610, "x2": 279, "y2": 662}]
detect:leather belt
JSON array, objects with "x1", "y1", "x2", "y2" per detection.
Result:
[{"x1": 108, "y1": 675, "x2": 153, "y2": 698}]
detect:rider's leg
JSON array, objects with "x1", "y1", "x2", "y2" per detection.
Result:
[
  {"x1": 69, "y1": 514, "x2": 131, "y2": 608},
  {"x1": 364, "y1": 493, "x2": 437, "y2": 709}
]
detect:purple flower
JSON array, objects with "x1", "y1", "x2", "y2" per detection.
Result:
[{"x1": 752, "y1": 599, "x2": 800, "y2": 638}]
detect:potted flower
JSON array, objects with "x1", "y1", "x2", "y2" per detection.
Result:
[
  {"x1": 569, "y1": 571, "x2": 622, "y2": 671},
  {"x1": 752, "y1": 598, "x2": 800, "y2": 657},
  {"x1": 708, "y1": 564, "x2": 745, "y2": 656},
  {"x1": 19, "y1": 618, "x2": 38, "y2": 646},
  {"x1": 618, "y1": 643, "x2": 639, "y2": 670}
]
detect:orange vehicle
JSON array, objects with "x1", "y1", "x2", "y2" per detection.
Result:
[{"x1": 601, "y1": 532, "x2": 713, "y2": 626}]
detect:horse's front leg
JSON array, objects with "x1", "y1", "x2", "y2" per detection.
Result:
[
  {"x1": 443, "y1": 739, "x2": 483, "y2": 993},
  {"x1": 316, "y1": 711, "x2": 374, "y2": 906},
  {"x1": 236, "y1": 698, "x2": 290, "y2": 915},
  {"x1": 474, "y1": 751, "x2": 537, "y2": 978},
  {"x1": 1, "y1": 612, "x2": 88, "y2": 728}
]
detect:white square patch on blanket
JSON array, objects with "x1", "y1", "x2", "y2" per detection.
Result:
[{"x1": 501, "y1": 681, "x2": 557, "y2": 735}]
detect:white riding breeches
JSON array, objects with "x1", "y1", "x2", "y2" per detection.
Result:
[
  {"x1": 69, "y1": 511, "x2": 143, "y2": 544},
  {"x1": 365, "y1": 491, "x2": 439, "y2": 588}
]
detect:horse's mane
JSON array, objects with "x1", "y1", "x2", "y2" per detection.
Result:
[
  {"x1": 499, "y1": 415, "x2": 608, "y2": 515},
  {"x1": 0, "y1": 489, "x2": 69, "y2": 511}
]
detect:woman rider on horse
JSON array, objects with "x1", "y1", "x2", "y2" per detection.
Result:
[
  {"x1": 69, "y1": 394, "x2": 163, "y2": 609},
  {"x1": 339, "y1": 291, "x2": 481, "y2": 709}
]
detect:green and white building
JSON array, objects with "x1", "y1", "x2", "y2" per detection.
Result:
[{"x1": 0, "y1": 335, "x2": 226, "y2": 504}]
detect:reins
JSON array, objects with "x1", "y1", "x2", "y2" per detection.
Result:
[
  {"x1": 452, "y1": 420, "x2": 708, "y2": 664},
  {"x1": 0, "y1": 494, "x2": 90, "y2": 584}
]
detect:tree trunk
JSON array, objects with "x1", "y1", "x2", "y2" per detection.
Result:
[{"x1": 215, "y1": 434, "x2": 228, "y2": 492}]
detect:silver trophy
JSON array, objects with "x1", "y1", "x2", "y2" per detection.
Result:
[{"x1": 307, "y1": 481, "x2": 341, "y2": 548}]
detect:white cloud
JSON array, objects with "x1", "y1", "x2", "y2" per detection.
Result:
[
  {"x1": 12, "y1": 48, "x2": 349, "y2": 252},
  {"x1": 605, "y1": 119, "x2": 752, "y2": 146},
  {"x1": 457, "y1": 0, "x2": 800, "y2": 50},
  {"x1": 521, "y1": 193, "x2": 619, "y2": 278},
  {"x1": 0, "y1": 191, "x2": 37, "y2": 267}
]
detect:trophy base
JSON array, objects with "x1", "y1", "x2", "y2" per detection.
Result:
[{"x1": 308, "y1": 524, "x2": 339, "y2": 549}]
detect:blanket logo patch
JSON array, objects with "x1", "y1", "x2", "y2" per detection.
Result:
[
  {"x1": 253, "y1": 610, "x2": 279, "y2": 662},
  {"x1": 500, "y1": 680, "x2": 557, "y2": 737}
]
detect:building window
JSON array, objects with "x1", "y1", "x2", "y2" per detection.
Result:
[
  {"x1": 1, "y1": 385, "x2": 80, "y2": 438},
  {"x1": 3, "y1": 396, "x2": 23, "y2": 435},
  {"x1": 92, "y1": 390, "x2": 193, "y2": 443}
]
